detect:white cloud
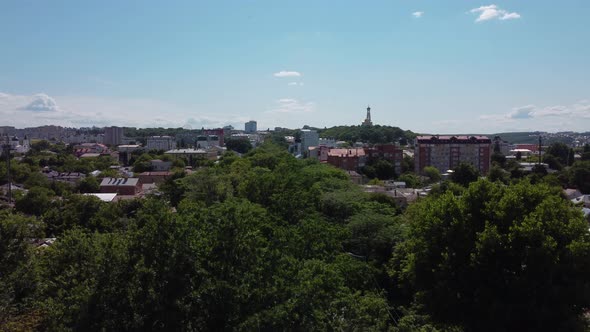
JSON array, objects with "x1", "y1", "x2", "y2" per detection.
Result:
[
  {"x1": 482, "y1": 100, "x2": 590, "y2": 122},
  {"x1": 0, "y1": 91, "x2": 250, "y2": 129},
  {"x1": 267, "y1": 98, "x2": 315, "y2": 114},
  {"x1": 20, "y1": 93, "x2": 60, "y2": 112},
  {"x1": 288, "y1": 82, "x2": 304, "y2": 86},
  {"x1": 507, "y1": 105, "x2": 535, "y2": 119},
  {"x1": 500, "y1": 12, "x2": 521, "y2": 20},
  {"x1": 412, "y1": 11, "x2": 424, "y2": 18},
  {"x1": 273, "y1": 71, "x2": 302, "y2": 78},
  {"x1": 470, "y1": 4, "x2": 520, "y2": 22}
]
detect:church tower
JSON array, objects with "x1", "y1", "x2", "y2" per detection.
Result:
[{"x1": 362, "y1": 105, "x2": 373, "y2": 126}]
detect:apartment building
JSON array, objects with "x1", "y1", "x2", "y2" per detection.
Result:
[
  {"x1": 146, "y1": 136, "x2": 177, "y2": 151},
  {"x1": 365, "y1": 144, "x2": 404, "y2": 175},
  {"x1": 327, "y1": 148, "x2": 367, "y2": 171},
  {"x1": 414, "y1": 135, "x2": 492, "y2": 174},
  {"x1": 245, "y1": 120, "x2": 257, "y2": 133},
  {"x1": 104, "y1": 126, "x2": 124, "y2": 146}
]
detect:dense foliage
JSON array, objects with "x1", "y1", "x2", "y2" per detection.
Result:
[
  {"x1": 1, "y1": 142, "x2": 590, "y2": 331},
  {"x1": 319, "y1": 125, "x2": 415, "y2": 145}
]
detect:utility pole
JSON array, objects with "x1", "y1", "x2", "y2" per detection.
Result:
[
  {"x1": 538, "y1": 135, "x2": 542, "y2": 165},
  {"x1": 2, "y1": 135, "x2": 12, "y2": 204}
]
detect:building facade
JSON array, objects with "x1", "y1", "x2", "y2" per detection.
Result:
[
  {"x1": 100, "y1": 177, "x2": 141, "y2": 195},
  {"x1": 327, "y1": 148, "x2": 367, "y2": 171},
  {"x1": 146, "y1": 136, "x2": 177, "y2": 151},
  {"x1": 301, "y1": 129, "x2": 319, "y2": 155},
  {"x1": 365, "y1": 144, "x2": 404, "y2": 175},
  {"x1": 104, "y1": 126, "x2": 124, "y2": 146},
  {"x1": 245, "y1": 120, "x2": 257, "y2": 133},
  {"x1": 414, "y1": 135, "x2": 492, "y2": 174}
]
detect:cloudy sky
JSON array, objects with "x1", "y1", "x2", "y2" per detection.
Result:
[{"x1": 1, "y1": 1, "x2": 589, "y2": 133}]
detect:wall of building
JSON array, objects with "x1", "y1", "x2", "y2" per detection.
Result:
[{"x1": 414, "y1": 136, "x2": 492, "y2": 174}]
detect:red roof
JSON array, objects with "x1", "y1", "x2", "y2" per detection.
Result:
[{"x1": 328, "y1": 148, "x2": 366, "y2": 157}]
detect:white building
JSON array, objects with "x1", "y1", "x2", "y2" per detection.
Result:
[
  {"x1": 245, "y1": 120, "x2": 257, "y2": 133},
  {"x1": 146, "y1": 136, "x2": 176, "y2": 151},
  {"x1": 319, "y1": 138, "x2": 337, "y2": 148},
  {"x1": 5, "y1": 136, "x2": 30, "y2": 154},
  {"x1": 195, "y1": 135, "x2": 221, "y2": 149}
]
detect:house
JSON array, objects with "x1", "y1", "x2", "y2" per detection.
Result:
[
  {"x1": 138, "y1": 171, "x2": 172, "y2": 185},
  {"x1": 42, "y1": 169, "x2": 86, "y2": 183},
  {"x1": 361, "y1": 185, "x2": 418, "y2": 209},
  {"x1": 564, "y1": 188, "x2": 583, "y2": 200},
  {"x1": 83, "y1": 193, "x2": 117, "y2": 202},
  {"x1": 572, "y1": 195, "x2": 590, "y2": 208},
  {"x1": 73, "y1": 143, "x2": 109, "y2": 157},
  {"x1": 100, "y1": 178, "x2": 141, "y2": 195},
  {"x1": 150, "y1": 159, "x2": 172, "y2": 171},
  {"x1": 346, "y1": 170, "x2": 363, "y2": 185}
]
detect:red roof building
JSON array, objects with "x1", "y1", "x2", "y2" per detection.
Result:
[{"x1": 327, "y1": 148, "x2": 367, "y2": 171}]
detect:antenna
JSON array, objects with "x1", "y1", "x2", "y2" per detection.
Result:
[{"x1": 2, "y1": 135, "x2": 13, "y2": 204}]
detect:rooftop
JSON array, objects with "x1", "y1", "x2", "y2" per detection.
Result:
[
  {"x1": 165, "y1": 148, "x2": 207, "y2": 154},
  {"x1": 328, "y1": 148, "x2": 366, "y2": 157},
  {"x1": 100, "y1": 177, "x2": 139, "y2": 187},
  {"x1": 416, "y1": 135, "x2": 491, "y2": 143},
  {"x1": 84, "y1": 193, "x2": 117, "y2": 202}
]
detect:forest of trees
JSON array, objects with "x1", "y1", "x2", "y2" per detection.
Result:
[{"x1": 1, "y1": 142, "x2": 590, "y2": 330}]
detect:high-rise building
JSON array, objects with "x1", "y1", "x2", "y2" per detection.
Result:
[
  {"x1": 245, "y1": 120, "x2": 257, "y2": 133},
  {"x1": 104, "y1": 126, "x2": 124, "y2": 146},
  {"x1": 414, "y1": 135, "x2": 492, "y2": 174},
  {"x1": 301, "y1": 129, "x2": 319, "y2": 155},
  {"x1": 362, "y1": 106, "x2": 373, "y2": 126}
]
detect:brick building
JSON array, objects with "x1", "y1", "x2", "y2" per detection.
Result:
[
  {"x1": 138, "y1": 171, "x2": 173, "y2": 185},
  {"x1": 364, "y1": 144, "x2": 404, "y2": 175},
  {"x1": 327, "y1": 148, "x2": 367, "y2": 171},
  {"x1": 100, "y1": 178, "x2": 141, "y2": 196},
  {"x1": 414, "y1": 135, "x2": 492, "y2": 174}
]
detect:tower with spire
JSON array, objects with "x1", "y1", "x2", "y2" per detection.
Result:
[{"x1": 362, "y1": 105, "x2": 373, "y2": 126}]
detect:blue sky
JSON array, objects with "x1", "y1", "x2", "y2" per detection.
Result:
[{"x1": 1, "y1": 1, "x2": 589, "y2": 133}]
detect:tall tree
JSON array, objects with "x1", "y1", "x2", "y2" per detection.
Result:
[
  {"x1": 450, "y1": 163, "x2": 480, "y2": 187},
  {"x1": 391, "y1": 180, "x2": 590, "y2": 331}
]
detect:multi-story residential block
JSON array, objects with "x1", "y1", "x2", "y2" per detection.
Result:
[
  {"x1": 301, "y1": 129, "x2": 319, "y2": 155},
  {"x1": 327, "y1": 148, "x2": 367, "y2": 171},
  {"x1": 414, "y1": 135, "x2": 492, "y2": 174},
  {"x1": 203, "y1": 128, "x2": 225, "y2": 146},
  {"x1": 365, "y1": 144, "x2": 404, "y2": 175},
  {"x1": 245, "y1": 120, "x2": 257, "y2": 133},
  {"x1": 118, "y1": 144, "x2": 143, "y2": 165},
  {"x1": 103, "y1": 126, "x2": 124, "y2": 146},
  {"x1": 0, "y1": 126, "x2": 16, "y2": 135},
  {"x1": 493, "y1": 136, "x2": 511, "y2": 155},
  {"x1": 146, "y1": 136, "x2": 176, "y2": 151}
]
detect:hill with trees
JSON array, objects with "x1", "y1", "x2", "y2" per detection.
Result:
[{"x1": 318, "y1": 125, "x2": 416, "y2": 145}]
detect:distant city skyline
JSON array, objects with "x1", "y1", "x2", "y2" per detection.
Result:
[{"x1": 1, "y1": 1, "x2": 589, "y2": 133}]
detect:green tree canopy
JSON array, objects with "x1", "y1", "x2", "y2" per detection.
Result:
[{"x1": 391, "y1": 180, "x2": 590, "y2": 331}]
